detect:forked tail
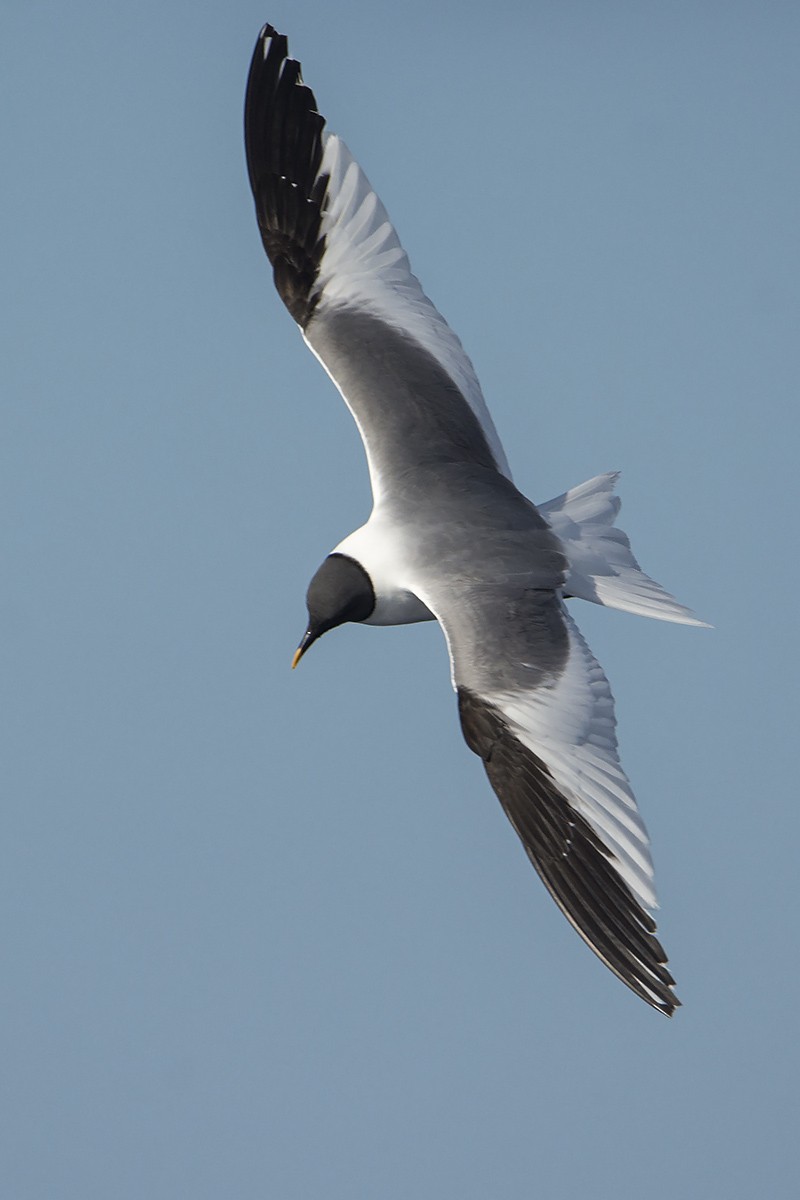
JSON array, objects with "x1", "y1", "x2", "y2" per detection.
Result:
[{"x1": 539, "y1": 473, "x2": 709, "y2": 627}]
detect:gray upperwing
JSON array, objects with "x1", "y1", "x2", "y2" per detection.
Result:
[
  {"x1": 245, "y1": 26, "x2": 513, "y2": 487},
  {"x1": 416, "y1": 577, "x2": 679, "y2": 1015},
  {"x1": 305, "y1": 305, "x2": 505, "y2": 495},
  {"x1": 458, "y1": 684, "x2": 679, "y2": 1017}
]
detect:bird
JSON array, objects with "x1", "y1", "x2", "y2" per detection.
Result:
[{"x1": 244, "y1": 24, "x2": 707, "y2": 1016}]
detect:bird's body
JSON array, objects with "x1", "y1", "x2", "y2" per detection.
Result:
[{"x1": 245, "y1": 25, "x2": 706, "y2": 1015}]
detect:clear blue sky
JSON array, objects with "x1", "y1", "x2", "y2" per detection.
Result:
[{"x1": 3, "y1": 1, "x2": 798, "y2": 1196}]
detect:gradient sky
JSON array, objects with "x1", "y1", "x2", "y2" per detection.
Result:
[{"x1": 3, "y1": 1, "x2": 798, "y2": 1196}]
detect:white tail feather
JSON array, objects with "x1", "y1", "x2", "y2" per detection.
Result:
[{"x1": 539, "y1": 473, "x2": 710, "y2": 627}]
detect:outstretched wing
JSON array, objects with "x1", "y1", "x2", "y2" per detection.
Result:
[
  {"x1": 418, "y1": 575, "x2": 680, "y2": 1016},
  {"x1": 244, "y1": 25, "x2": 512, "y2": 503}
]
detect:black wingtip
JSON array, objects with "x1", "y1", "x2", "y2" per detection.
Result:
[{"x1": 244, "y1": 24, "x2": 329, "y2": 326}]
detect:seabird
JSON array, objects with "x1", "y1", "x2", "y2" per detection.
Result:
[{"x1": 244, "y1": 24, "x2": 707, "y2": 1015}]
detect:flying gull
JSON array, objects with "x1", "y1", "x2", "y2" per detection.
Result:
[{"x1": 244, "y1": 24, "x2": 707, "y2": 1016}]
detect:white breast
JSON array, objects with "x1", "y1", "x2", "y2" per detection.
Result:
[{"x1": 333, "y1": 516, "x2": 434, "y2": 627}]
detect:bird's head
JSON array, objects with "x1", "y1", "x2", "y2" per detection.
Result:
[{"x1": 292, "y1": 553, "x2": 375, "y2": 668}]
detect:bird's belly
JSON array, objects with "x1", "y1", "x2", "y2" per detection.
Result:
[{"x1": 363, "y1": 588, "x2": 435, "y2": 626}]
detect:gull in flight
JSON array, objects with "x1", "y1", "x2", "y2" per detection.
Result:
[{"x1": 244, "y1": 24, "x2": 707, "y2": 1015}]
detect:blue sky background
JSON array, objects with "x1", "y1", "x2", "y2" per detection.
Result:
[{"x1": 3, "y1": 1, "x2": 798, "y2": 1196}]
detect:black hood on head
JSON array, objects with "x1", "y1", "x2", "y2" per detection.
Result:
[{"x1": 305, "y1": 553, "x2": 375, "y2": 640}]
